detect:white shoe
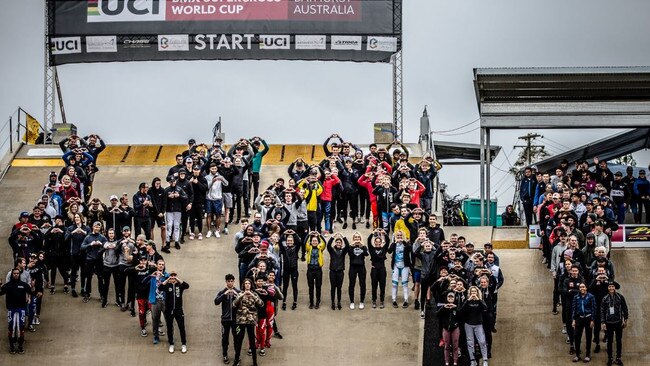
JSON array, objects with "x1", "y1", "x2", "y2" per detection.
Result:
[
  {"x1": 349, "y1": 303, "x2": 355, "y2": 310},
  {"x1": 215, "y1": 231, "x2": 221, "y2": 238},
  {"x1": 169, "y1": 345, "x2": 175, "y2": 353},
  {"x1": 181, "y1": 345, "x2": 187, "y2": 353},
  {"x1": 189, "y1": 233, "x2": 195, "y2": 240},
  {"x1": 562, "y1": 325, "x2": 567, "y2": 334},
  {"x1": 223, "y1": 227, "x2": 229, "y2": 235},
  {"x1": 197, "y1": 233, "x2": 203, "y2": 240},
  {"x1": 359, "y1": 303, "x2": 365, "y2": 310},
  {"x1": 483, "y1": 361, "x2": 488, "y2": 366},
  {"x1": 206, "y1": 231, "x2": 213, "y2": 238}
]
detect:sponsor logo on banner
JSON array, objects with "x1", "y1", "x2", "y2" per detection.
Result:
[
  {"x1": 331, "y1": 36, "x2": 361, "y2": 50},
  {"x1": 158, "y1": 35, "x2": 189, "y2": 51},
  {"x1": 259, "y1": 35, "x2": 290, "y2": 50},
  {"x1": 51, "y1": 37, "x2": 82, "y2": 55},
  {"x1": 367, "y1": 36, "x2": 397, "y2": 52},
  {"x1": 625, "y1": 225, "x2": 650, "y2": 241},
  {"x1": 86, "y1": 36, "x2": 117, "y2": 53},
  {"x1": 88, "y1": 0, "x2": 166, "y2": 22},
  {"x1": 122, "y1": 36, "x2": 155, "y2": 49},
  {"x1": 295, "y1": 35, "x2": 326, "y2": 50}
]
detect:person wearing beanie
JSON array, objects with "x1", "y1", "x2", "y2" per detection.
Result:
[{"x1": 601, "y1": 281, "x2": 628, "y2": 365}]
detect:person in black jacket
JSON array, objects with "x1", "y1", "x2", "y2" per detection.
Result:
[
  {"x1": 1, "y1": 268, "x2": 34, "y2": 354},
  {"x1": 600, "y1": 281, "x2": 628, "y2": 366},
  {"x1": 460, "y1": 286, "x2": 489, "y2": 366},
  {"x1": 133, "y1": 182, "x2": 153, "y2": 240},
  {"x1": 159, "y1": 271, "x2": 190, "y2": 354},
  {"x1": 437, "y1": 291, "x2": 461, "y2": 366},
  {"x1": 339, "y1": 160, "x2": 360, "y2": 230},
  {"x1": 149, "y1": 177, "x2": 167, "y2": 243},
  {"x1": 347, "y1": 232, "x2": 369, "y2": 310},
  {"x1": 132, "y1": 255, "x2": 153, "y2": 337},
  {"x1": 65, "y1": 213, "x2": 89, "y2": 298},
  {"x1": 176, "y1": 169, "x2": 194, "y2": 243},
  {"x1": 279, "y1": 232, "x2": 300, "y2": 311},
  {"x1": 368, "y1": 229, "x2": 389, "y2": 309},
  {"x1": 214, "y1": 274, "x2": 241, "y2": 364},
  {"x1": 327, "y1": 233, "x2": 348, "y2": 310},
  {"x1": 43, "y1": 215, "x2": 69, "y2": 294},
  {"x1": 163, "y1": 179, "x2": 188, "y2": 252},
  {"x1": 188, "y1": 165, "x2": 208, "y2": 240}
]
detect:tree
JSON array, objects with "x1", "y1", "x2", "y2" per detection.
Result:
[{"x1": 613, "y1": 153, "x2": 636, "y2": 167}]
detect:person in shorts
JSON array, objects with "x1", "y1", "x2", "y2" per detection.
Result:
[{"x1": 205, "y1": 163, "x2": 227, "y2": 238}]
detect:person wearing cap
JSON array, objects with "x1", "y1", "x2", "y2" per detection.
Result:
[
  {"x1": 158, "y1": 271, "x2": 190, "y2": 354},
  {"x1": 117, "y1": 229, "x2": 138, "y2": 314},
  {"x1": 610, "y1": 172, "x2": 630, "y2": 224},
  {"x1": 600, "y1": 281, "x2": 628, "y2": 366},
  {"x1": 182, "y1": 139, "x2": 197, "y2": 159},
  {"x1": 80, "y1": 221, "x2": 107, "y2": 303},
  {"x1": 133, "y1": 182, "x2": 153, "y2": 240},
  {"x1": 131, "y1": 255, "x2": 153, "y2": 337},
  {"x1": 632, "y1": 169, "x2": 649, "y2": 223},
  {"x1": 162, "y1": 178, "x2": 188, "y2": 252}
]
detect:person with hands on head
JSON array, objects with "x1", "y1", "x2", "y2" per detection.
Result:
[
  {"x1": 460, "y1": 286, "x2": 490, "y2": 366},
  {"x1": 388, "y1": 230, "x2": 412, "y2": 308},
  {"x1": 158, "y1": 270, "x2": 189, "y2": 354},
  {"x1": 368, "y1": 228, "x2": 389, "y2": 309},
  {"x1": 347, "y1": 231, "x2": 369, "y2": 310},
  {"x1": 326, "y1": 232, "x2": 348, "y2": 310},
  {"x1": 232, "y1": 278, "x2": 264, "y2": 366},
  {"x1": 133, "y1": 255, "x2": 153, "y2": 337},
  {"x1": 147, "y1": 259, "x2": 169, "y2": 345},
  {"x1": 205, "y1": 163, "x2": 228, "y2": 238},
  {"x1": 437, "y1": 291, "x2": 461, "y2": 366},
  {"x1": 279, "y1": 231, "x2": 300, "y2": 311},
  {"x1": 214, "y1": 273, "x2": 241, "y2": 364},
  {"x1": 249, "y1": 136, "x2": 269, "y2": 203},
  {"x1": 304, "y1": 231, "x2": 326, "y2": 309}
]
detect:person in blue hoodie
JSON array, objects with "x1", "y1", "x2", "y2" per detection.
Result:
[
  {"x1": 632, "y1": 169, "x2": 649, "y2": 223},
  {"x1": 147, "y1": 259, "x2": 169, "y2": 345}
]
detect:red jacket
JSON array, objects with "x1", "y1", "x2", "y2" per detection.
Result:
[
  {"x1": 320, "y1": 175, "x2": 340, "y2": 201},
  {"x1": 357, "y1": 175, "x2": 377, "y2": 203}
]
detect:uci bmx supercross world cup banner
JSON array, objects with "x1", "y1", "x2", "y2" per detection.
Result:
[{"x1": 48, "y1": 0, "x2": 402, "y2": 64}]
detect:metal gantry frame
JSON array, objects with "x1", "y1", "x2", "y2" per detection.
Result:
[
  {"x1": 44, "y1": 0, "x2": 55, "y2": 136},
  {"x1": 392, "y1": 0, "x2": 403, "y2": 141}
]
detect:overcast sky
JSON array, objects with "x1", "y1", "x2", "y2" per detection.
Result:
[{"x1": 1, "y1": 0, "x2": 649, "y2": 208}]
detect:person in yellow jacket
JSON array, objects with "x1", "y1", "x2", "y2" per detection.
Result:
[
  {"x1": 304, "y1": 231, "x2": 326, "y2": 309},
  {"x1": 297, "y1": 175, "x2": 323, "y2": 232}
]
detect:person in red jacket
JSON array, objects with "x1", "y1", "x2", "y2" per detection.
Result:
[
  {"x1": 358, "y1": 172, "x2": 378, "y2": 229},
  {"x1": 320, "y1": 169, "x2": 341, "y2": 234}
]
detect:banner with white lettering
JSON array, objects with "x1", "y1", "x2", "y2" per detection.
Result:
[{"x1": 48, "y1": 0, "x2": 401, "y2": 64}]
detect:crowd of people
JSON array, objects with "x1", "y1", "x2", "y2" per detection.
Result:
[
  {"x1": 519, "y1": 158, "x2": 640, "y2": 365},
  {"x1": 3, "y1": 131, "x2": 510, "y2": 366}
]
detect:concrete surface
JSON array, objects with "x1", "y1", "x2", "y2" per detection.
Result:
[{"x1": 0, "y1": 165, "x2": 647, "y2": 365}]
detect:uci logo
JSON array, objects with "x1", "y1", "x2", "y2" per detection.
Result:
[
  {"x1": 51, "y1": 37, "x2": 82, "y2": 55},
  {"x1": 259, "y1": 35, "x2": 290, "y2": 50},
  {"x1": 88, "y1": 0, "x2": 167, "y2": 23}
]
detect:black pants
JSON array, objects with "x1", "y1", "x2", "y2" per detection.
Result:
[
  {"x1": 605, "y1": 322, "x2": 623, "y2": 359},
  {"x1": 251, "y1": 173, "x2": 261, "y2": 206},
  {"x1": 297, "y1": 221, "x2": 309, "y2": 257},
  {"x1": 101, "y1": 266, "x2": 119, "y2": 302},
  {"x1": 359, "y1": 189, "x2": 370, "y2": 220},
  {"x1": 282, "y1": 267, "x2": 299, "y2": 304},
  {"x1": 420, "y1": 275, "x2": 434, "y2": 308},
  {"x1": 134, "y1": 217, "x2": 152, "y2": 240},
  {"x1": 70, "y1": 253, "x2": 84, "y2": 290},
  {"x1": 370, "y1": 266, "x2": 386, "y2": 302},
  {"x1": 48, "y1": 254, "x2": 70, "y2": 287},
  {"x1": 116, "y1": 264, "x2": 135, "y2": 307},
  {"x1": 307, "y1": 211, "x2": 319, "y2": 232},
  {"x1": 232, "y1": 190, "x2": 243, "y2": 222},
  {"x1": 562, "y1": 295, "x2": 575, "y2": 345},
  {"x1": 83, "y1": 258, "x2": 103, "y2": 296},
  {"x1": 593, "y1": 304, "x2": 602, "y2": 345},
  {"x1": 181, "y1": 208, "x2": 190, "y2": 238},
  {"x1": 329, "y1": 270, "x2": 344, "y2": 305},
  {"x1": 523, "y1": 200, "x2": 534, "y2": 225},
  {"x1": 341, "y1": 191, "x2": 359, "y2": 221},
  {"x1": 348, "y1": 265, "x2": 366, "y2": 303},
  {"x1": 242, "y1": 181, "x2": 250, "y2": 216},
  {"x1": 189, "y1": 202, "x2": 204, "y2": 233},
  {"x1": 221, "y1": 320, "x2": 236, "y2": 357},
  {"x1": 553, "y1": 277, "x2": 560, "y2": 310},
  {"x1": 306, "y1": 265, "x2": 322, "y2": 305},
  {"x1": 164, "y1": 308, "x2": 187, "y2": 345},
  {"x1": 483, "y1": 311, "x2": 495, "y2": 354},
  {"x1": 574, "y1": 317, "x2": 593, "y2": 357},
  {"x1": 234, "y1": 324, "x2": 257, "y2": 363}
]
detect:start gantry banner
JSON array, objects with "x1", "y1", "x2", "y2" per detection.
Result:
[{"x1": 48, "y1": 0, "x2": 402, "y2": 65}]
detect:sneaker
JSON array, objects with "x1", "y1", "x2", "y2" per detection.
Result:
[
  {"x1": 181, "y1": 345, "x2": 187, "y2": 353},
  {"x1": 141, "y1": 329, "x2": 148, "y2": 337},
  {"x1": 594, "y1": 344, "x2": 600, "y2": 353},
  {"x1": 552, "y1": 309, "x2": 559, "y2": 315},
  {"x1": 562, "y1": 325, "x2": 567, "y2": 334},
  {"x1": 359, "y1": 303, "x2": 365, "y2": 310},
  {"x1": 331, "y1": 303, "x2": 336, "y2": 310},
  {"x1": 583, "y1": 356, "x2": 590, "y2": 362},
  {"x1": 352, "y1": 223, "x2": 357, "y2": 230},
  {"x1": 315, "y1": 302, "x2": 320, "y2": 309},
  {"x1": 380, "y1": 301, "x2": 385, "y2": 309},
  {"x1": 247, "y1": 348, "x2": 252, "y2": 356},
  {"x1": 153, "y1": 337, "x2": 160, "y2": 344},
  {"x1": 372, "y1": 301, "x2": 377, "y2": 309},
  {"x1": 342, "y1": 223, "x2": 348, "y2": 229},
  {"x1": 483, "y1": 361, "x2": 488, "y2": 366},
  {"x1": 206, "y1": 231, "x2": 213, "y2": 238},
  {"x1": 223, "y1": 227, "x2": 229, "y2": 235},
  {"x1": 215, "y1": 231, "x2": 221, "y2": 238},
  {"x1": 28, "y1": 325, "x2": 36, "y2": 332},
  {"x1": 82, "y1": 296, "x2": 90, "y2": 303},
  {"x1": 615, "y1": 358, "x2": 623, "y2": 365},
  {"x1": 10, "y1": 345, "x2": 15, "y2": 354},
  {"x1": 414, "y1": 300, "x2": 421, "y2": 310},
  {"x1": 365, "y1": 222, "x2": 370, "y2": 229},
  {"x1": 175, "y1": 242, "x2": 181, "y2": 250},
  {"x1": 309, "y1": 303, "x2": 314, "y2": 309},
  {"x1": 162, "y1": 244, "x2": 171, "y2": 253},
  {"x1": 572, "y1": 356, "x2": 580, "y2": 362},
  {"x1": 159, "y1": 327, "x2": 166, "y2": 336},
  {"x1": 233, "y1": 358, "x2": 241, "y2": 366},
  {"x1": 274, "y1": 332, "x2": 283, "y2": 339},
  {"x1": 189, "y1": 233, "x2": 195, "y2": 240},
  {"x1": 223, "y1": 355, "x2": 230, "y2": 364},
  {"x1": 566, "y1": 337, "x2": 571, "y2": 344},
  {"x1": 402, "y1": 301, "x2": 409, "y2": 308},
  {"x1": 350, "y1": 303, "x2": 355, "y2": 310},
  {"x1": 337, "y1": 303, "x2": 342, "y2": 310},
  {"x1": 359, "y1": 218, "x2": 365, "y2": 224},
  {"x1": 169, "y1": 345, "x2": 175, "y2": 353},
  {"x1": 197, "y1": 234, "x2": 203, "y2": 240},
  {"x1": 63, "y1": 286, "x2": 69, "y2": 294},
  {"x1": 420, "y1": 311, "x2": 425, "y2": 319},
  {"x1": 71, "y1": 289, "x2": 78, "y2": 298},
  {"x1": 282, "y1": 302, "x2": 287, "y2": 311},
  {"x1": 569, "y1": 346, "x2": 575, "y2": 354},
  {"x1": 33, "y1": 316, "x2": 40, "y2": 325},
  {"x1": 291, "y1": 302, "x2": 297, "y2": 310},
  {"x1": 130, "y1": 309, "x2": 136, "y2": 317},
  {"x1": 392, "y1": 301, "x2": 398, "y2": 308},
  {"x1": 259, "y1": 349, "x2": 266, "y2": 356},
  {"x1": 49, "y1": 287, "x2": 55, "y2": 295},
  {"x1": 18, "y1": 346, "x2": 24, "y2": 354}
]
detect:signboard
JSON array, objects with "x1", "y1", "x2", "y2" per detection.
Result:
[
  {"x1": 48, "y1": 0, "x2": 401, "y2": 64},
  {"x1": 611, "y1": 225, "x2": 650, "y2": 248}
]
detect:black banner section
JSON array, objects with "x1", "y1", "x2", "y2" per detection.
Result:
[{"x1": 48, "y1": 0, "x2": 401, "y2": 65}]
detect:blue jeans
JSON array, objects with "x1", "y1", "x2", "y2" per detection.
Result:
[
  {"x1": 322, "y1": 201, "x2": 332, "y2": 231},
  {"x1": 616, "y1": 202, "x2": 626, "y2": 224}
]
